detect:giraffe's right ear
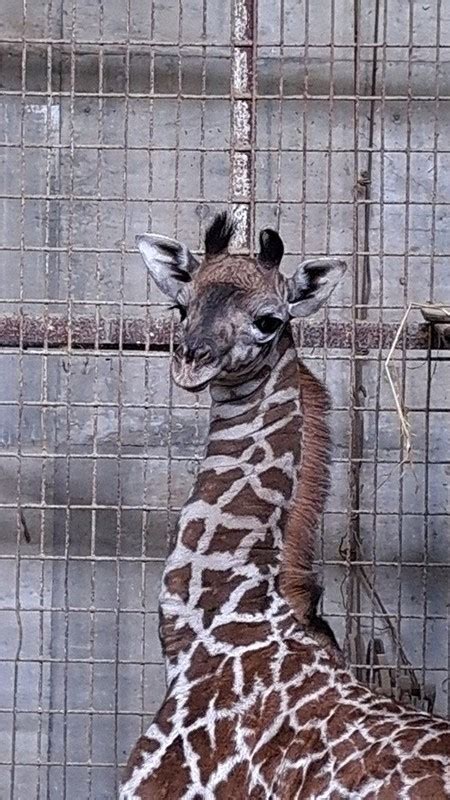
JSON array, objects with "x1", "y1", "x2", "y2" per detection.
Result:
[{"x1": 136, "y1": 233, "x2": 200, "y2": 300}]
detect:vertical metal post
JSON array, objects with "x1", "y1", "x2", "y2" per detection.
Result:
[{"x1": 231, "y1": 0, "x2": 256, "y2": 253}]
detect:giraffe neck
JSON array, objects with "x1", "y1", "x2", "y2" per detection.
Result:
[{"x1": 159, "y1": 328, "x2": 320, "y2": 671}]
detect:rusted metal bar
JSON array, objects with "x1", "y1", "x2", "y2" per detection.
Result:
[
  {"x1": 0, "y1": 314, "x2": 447, "y2": 350},
  {"x1": 230, "y1": 0, "x2": 256, "y2": 251}
]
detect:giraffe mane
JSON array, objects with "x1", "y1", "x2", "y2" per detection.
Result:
[{"x1": 280, "y1": 362, "x2": 333, "y2": 635}]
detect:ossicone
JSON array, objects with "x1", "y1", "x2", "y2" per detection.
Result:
[
  {"x1": 258, "y1": 228, "x2": 284, "y2": 270},
  {"x1": 204, "y1": 212, "x2": 235, "y2": 257}
]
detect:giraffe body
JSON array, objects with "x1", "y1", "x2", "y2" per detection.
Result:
[{"x1": 121, "y1": 216, "x2": 450, "y2": 799}]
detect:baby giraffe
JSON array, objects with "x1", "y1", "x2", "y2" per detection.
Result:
[{"x1": 121, "y1": 213, "x2": 450, "y2": 799}]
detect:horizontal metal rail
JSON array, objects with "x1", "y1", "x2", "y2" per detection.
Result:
[{"x1": 0, "y1": 313, "x2": 448, "y2": 350}]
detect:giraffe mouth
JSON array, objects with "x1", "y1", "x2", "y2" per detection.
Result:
[{"x1": 171, "y1": 358, "x2": 222, "y2": 392}]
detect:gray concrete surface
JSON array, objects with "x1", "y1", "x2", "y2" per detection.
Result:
[{"x1": 0, "y1": 0, "x2": 449, "y2": 797}]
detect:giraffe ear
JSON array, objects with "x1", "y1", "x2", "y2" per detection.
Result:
[
  {"x1": 288, "y1": 258, "x2": 347, "y2": 317},
  {"x1": 258, "y1": 229, "x2": 284, "y2": 270},
  {"x1": 136, "y1": 233, "x2": 200, "y2": 300}
]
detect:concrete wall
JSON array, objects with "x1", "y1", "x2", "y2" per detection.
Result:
[{"x1": 0, "y1": 0, "x2": 449, "y2": 796}]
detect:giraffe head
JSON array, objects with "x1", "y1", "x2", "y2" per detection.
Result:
[{"x1": 137, "y1": 213, "x2": 346, "y2": 391}]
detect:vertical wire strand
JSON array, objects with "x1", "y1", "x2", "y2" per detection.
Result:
[
  {"x1": 113, "y1": 0, "x2": 131, "y2": 787},
  {"x1": 87, "y1": 2, "x2": 104, "y2": 793},
  {"x1": 365, "y1": 0, "x2": 382, "y2": 689},
  {"x1": 300, "y1": 0, "x2": 309, "y2": 265},
  {"x1": 346, "y1": 0, "x2": 361, "y2": 667},
  {"x1": 368, "y1": 0, "x2": 386, "y2": 691},
  {"x1": 138, "y1": 0, "x2": 157, "y2": 744},
  {"x1": 36, "y1": 18, "x2": 54, "y2": 795},
  {"x1": 396, "y1": 0, "x2": 413, "y2": 699},
  {"x1": 422, "y1": 0, "x2": 442, "y2": 708},
  {"x1": 275, "y1": 0, "x2": 284, "y2": 235},
  {"x1": 45, "y1": 0, "x2": 64, "y2": 790},
  {"x1": 59, "y1": 0, "x2": 78, "y2": 791},
  {"x1": 321, "y1": 0, "x2": 335, "y2": 607},
  {"x1": 10, "y1": 2, "x2": 27, "y2": 795}
]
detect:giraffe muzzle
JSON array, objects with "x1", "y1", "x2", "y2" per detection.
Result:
[{"x1": 172, "y1": 341, "x2": 222, "y2": 392}]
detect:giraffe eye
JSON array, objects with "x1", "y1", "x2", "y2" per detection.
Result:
[
  {"x1": 170, "y1": 303, "x2": 187, "y2": 322},
  {"x1": 254, "y1": 315, "x2": 283, "y2": 335}
]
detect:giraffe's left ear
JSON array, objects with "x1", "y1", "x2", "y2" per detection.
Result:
[
  {"x1": 288, "y1": 258, "x2": 347, "y2": 317},
  {"x1": 136, "y1": 233, "x2": 200, "y2": 301}
]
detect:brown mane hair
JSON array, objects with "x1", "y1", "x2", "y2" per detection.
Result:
[{"x1": 280, "y1": 361, "x2": 336, "y2": 644}]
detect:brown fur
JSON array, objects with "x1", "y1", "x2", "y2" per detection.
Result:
[
  {"x1": 124, "y1": 216, "x2": 450, "y2": 800},
  {"x1": 280, "y1": 362, "x2": 332, "y2": 633},
  {"x1": 195, "y1": 254, "x2": 272, "y2": 292}
]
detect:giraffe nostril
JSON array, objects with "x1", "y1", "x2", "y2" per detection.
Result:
[
  {"x1": 195, "y1": 345, "x2": 214, "y2": 366},
  {"x1": 181, "y1": 340, "x2": 215, "y2": 366}
]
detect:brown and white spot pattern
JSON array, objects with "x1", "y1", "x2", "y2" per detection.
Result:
[{"x1": 121, "y1": 331, "x2": 450, "y2": 800}]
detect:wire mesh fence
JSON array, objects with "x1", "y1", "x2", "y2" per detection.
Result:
[{"x1": 0, "y1": 0, "x2": 449, "y2": 797}]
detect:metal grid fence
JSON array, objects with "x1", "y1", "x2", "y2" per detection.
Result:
[{"x1": 0, "y1": 0, "x2": 449, "y2": 797}]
